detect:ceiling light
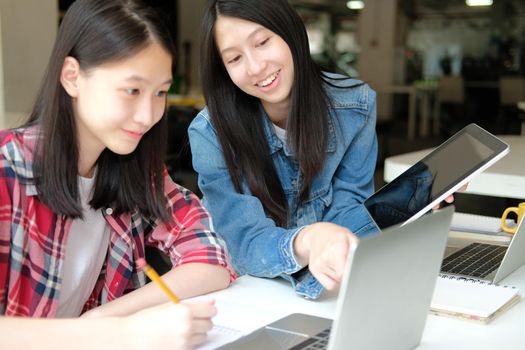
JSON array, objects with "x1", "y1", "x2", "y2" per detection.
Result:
[
  {"x1": 347, "y1": 1, "x2": 364, "y2": 10},
  {"x1": 466, "y1": 0, "x2": 493, "y2": 6}
]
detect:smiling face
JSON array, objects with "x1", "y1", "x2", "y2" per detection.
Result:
[
  {"x1": 62, "y1": 41, "x2": 172, "y2": 174},
  {"x1": 214, "y1": 16, "x2": 294, "y2": 124}
]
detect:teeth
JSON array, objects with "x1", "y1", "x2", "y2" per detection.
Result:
[{"x1": 258, "y1": 71, "x2": 278, "y2": 87}]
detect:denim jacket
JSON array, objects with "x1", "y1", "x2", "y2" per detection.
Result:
[{"x1": 188, "y1": 74, "x2": 379, "y2": 299}]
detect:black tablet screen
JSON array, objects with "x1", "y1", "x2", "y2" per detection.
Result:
[{"x1": 365, "y1": 125, "x2": 503, "y2": 230}]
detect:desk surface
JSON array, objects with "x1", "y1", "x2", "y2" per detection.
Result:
[
  {"x1": 203, "y1": 264, "x2": 525, "y2": 349},
  {"x1": 383, "y1": 135, "x2": 525, "y2": 199}
]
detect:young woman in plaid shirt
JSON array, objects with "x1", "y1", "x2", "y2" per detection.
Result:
[{"x1": 0, "y1": 0, "x2": 234, "y2": 348}]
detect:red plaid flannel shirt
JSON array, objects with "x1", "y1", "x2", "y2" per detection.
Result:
[{"x1": 0, "y1": 127, "x2": 235, "y2": 317}]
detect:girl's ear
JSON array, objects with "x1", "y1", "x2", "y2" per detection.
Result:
[{"x1": 60, "y1": 56, "x2": 81, "y2": 98}]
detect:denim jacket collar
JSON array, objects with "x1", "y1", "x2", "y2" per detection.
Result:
[{"x1": 260, "y1": 104, "x2": 336, "y2": 157}]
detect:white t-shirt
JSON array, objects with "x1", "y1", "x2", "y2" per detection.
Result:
[
  {"x1": 56, "y1": 175, "x2": 110, "y2": 317},
  {"x1": 273, "y1": 123, "x2": 287, "y2": 143}
]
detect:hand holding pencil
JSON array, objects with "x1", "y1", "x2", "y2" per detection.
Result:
[
  {"x1": 124, "y1": 296, "x2": 217, "y2": 349},
  {"x1": 133, "y1": 257, "x2": 217, "y2": 348}
]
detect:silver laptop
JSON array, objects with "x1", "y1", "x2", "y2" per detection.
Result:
[
  {"x1": 441, "y1": 216, "x2": 525, "y2": 283},
  {"x1": 219, "y1": 206, "x2": 454, "y2": 350}
]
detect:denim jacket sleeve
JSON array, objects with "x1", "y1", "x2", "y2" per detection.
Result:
[
  {"x1": 321, "y1": 85, "x2": 380, "y2": 238},
  {"x1": 188, "y1": 113, "x2": 304, "y2": 281}
]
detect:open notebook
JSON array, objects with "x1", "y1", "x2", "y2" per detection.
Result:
[{"x1": 431, "y1": 275, "x2": 520, "y2": 323}]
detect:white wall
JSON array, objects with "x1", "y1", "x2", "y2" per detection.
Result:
[{"x1": 0, "y1": 0, "x2": 56, "y2": 128}]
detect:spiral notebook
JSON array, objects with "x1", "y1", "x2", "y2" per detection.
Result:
[
  {"x1": 430, "y1": 275, "x2": 520, "y2": 324},
  {"x1": 451, "y1": 212, "x2": 516, "y2": 234}
]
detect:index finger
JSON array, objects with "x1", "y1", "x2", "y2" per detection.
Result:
[{"x1": 331, "y1": 235, "x2": 355, "y2": 281}]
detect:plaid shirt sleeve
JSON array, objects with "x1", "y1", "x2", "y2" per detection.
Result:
[
  {"x1": 146, "y1": 170, "x2": 236, "y2": 282},
  {"x1": 0, "y1": 142, "x2": 11, "y2": 314}
]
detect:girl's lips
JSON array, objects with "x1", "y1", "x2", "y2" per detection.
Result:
[
  {"x1": 123, "y1": 129, "x2": 144, "y2": 139},
  {"x1": 257, "y1": 70, "x2": 281, "y2": 92},
  {"x1": 257, "y1": 70, "x2": 280, "y2": 87}
]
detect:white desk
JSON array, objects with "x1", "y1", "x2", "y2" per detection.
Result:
[
  {"x1": 383, "y1": 135, "x2": 525, "y2": 200},
  {"x1": 202, "y1": 265, "x2": 525, "y2": 349}
]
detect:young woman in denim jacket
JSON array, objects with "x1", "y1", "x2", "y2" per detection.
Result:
[
  {"x1": 189, "y1": 0, "x2": 462, "y2": 301},
  {"x1": 188, "y1": 0, "x2": 380, "y2": 300}
]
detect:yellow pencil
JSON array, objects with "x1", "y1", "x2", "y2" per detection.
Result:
[{"x1": 136, "y1": 257, "x2": 180, "y2": 303}]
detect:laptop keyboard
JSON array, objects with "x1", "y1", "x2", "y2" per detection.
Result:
[
  {"x1": 441, "y1": 242, "x2": 507, "y2": 278},
  {"x1": 289, "y1": 328, "x2": 331, "y2": 350}
]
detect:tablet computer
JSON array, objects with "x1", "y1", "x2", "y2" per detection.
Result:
[{"x1": 365, "y1": 123, "x2": 509, "y2": 230}]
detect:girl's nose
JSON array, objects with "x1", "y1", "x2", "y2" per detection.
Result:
[
  {"x1": 246, "y1": 52, "x2": 266, "y2": 77},
  {"x1": 134, "y1": 98, "x2": 155, "y2": 127}
]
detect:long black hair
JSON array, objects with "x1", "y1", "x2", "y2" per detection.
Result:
[
  {"x1": 26, "y1": 0, "x2": 175, "y2": 221},
  {"x1": 201, "y1": 0, "x2": 332, "y2": 226}
]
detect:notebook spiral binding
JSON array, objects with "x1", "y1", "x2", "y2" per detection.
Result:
[{"x1": 438, "y1": 274, "x2": 517, "y2": 289}]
